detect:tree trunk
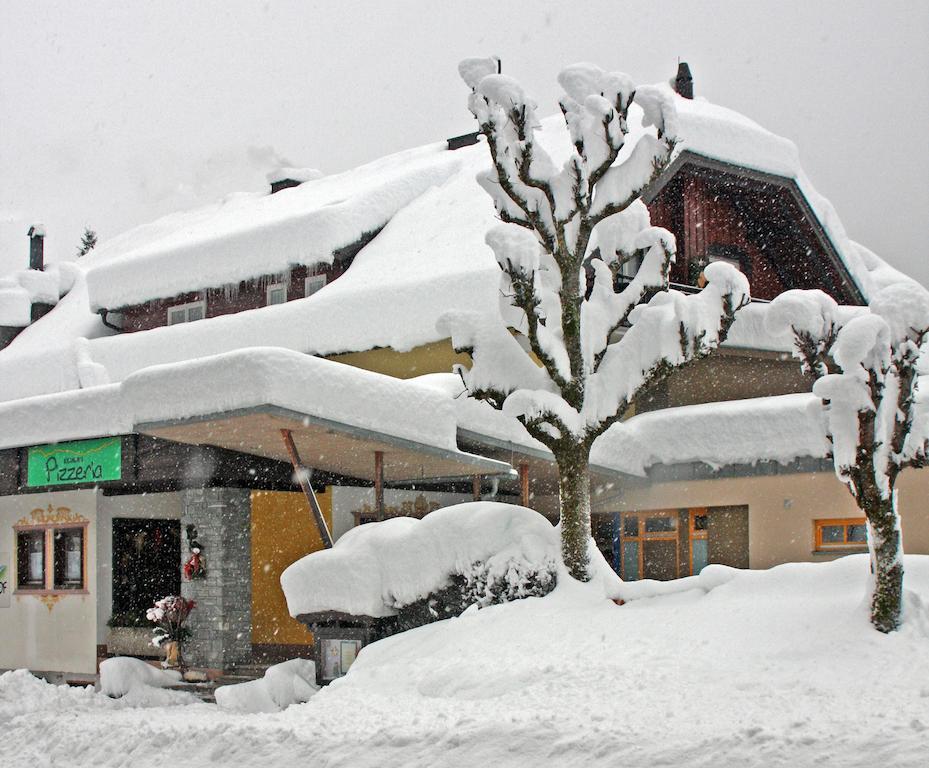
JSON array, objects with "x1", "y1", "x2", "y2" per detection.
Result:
[
  {"x1": 557, "y1": 445, "x2": 592, "y2": 582},
  {"x1": 865, "y1": 490, "x2": 904, "y2": 633}
]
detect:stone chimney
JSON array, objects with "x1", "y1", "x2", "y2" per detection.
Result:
[
  {"x1": 674, "y1": 62, "x2": 694, "y2": 99},
  {"x1": 27, "y1": 224, "x2": 46, "y2": 270}
]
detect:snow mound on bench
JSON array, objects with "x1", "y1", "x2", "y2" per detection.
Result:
[
  {"x1": 215, "y1": 659, "x2": 319, "y2": 714},
  {"x1": 281, "y1": 502, "x2": 558, "y2": 618}
]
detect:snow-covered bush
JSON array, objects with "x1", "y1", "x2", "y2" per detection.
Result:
[
  {"x1": 281, "y1": 502, "x2": 559, "y2": 629},
  {"x1": 444, "y1": 59, "x2": 750, "y2": 580},
  {"x1": 396, "y1": 556, "x2": 556, "y2": 630},
  {"x1": 767, "y1": 283, "x2": 929, "y2": 632}
]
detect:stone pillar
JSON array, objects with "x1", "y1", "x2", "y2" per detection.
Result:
[{"x1": 180, "y1": 488, "x2": 252, "y2": 671}]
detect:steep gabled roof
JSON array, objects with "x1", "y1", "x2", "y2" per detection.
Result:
[{"x1": 0, "y1": 86, "x2": 915, "y2": 407}]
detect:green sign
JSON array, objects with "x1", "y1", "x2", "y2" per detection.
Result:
[{"x1": 27, "y1": 437, "x2": 122, "y2": 487}]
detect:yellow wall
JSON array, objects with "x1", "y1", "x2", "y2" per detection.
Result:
[
  {"x1": 250, "y1": 489, "x2": 332, "y2": 646},
  {"x1": 327, "y1": 339, "x2": 471, "y2": 379}
]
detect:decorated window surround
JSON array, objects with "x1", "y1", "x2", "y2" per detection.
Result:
[{"x1": 12, "y1": 505, "x2": 90, "y2": 596}]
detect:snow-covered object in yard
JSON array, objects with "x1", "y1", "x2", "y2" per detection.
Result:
[
  {"x1": 214, "y1": 659, "x2": 318, "y2": 714},
  {"x1": 281, "y1": 502, "x2": 558, "y2": 619},
  {"x1": 99, "y1": 657, "x2": 182, "y2": 698}
]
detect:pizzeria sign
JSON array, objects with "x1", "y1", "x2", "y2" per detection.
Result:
[{"x1": 27, "y1": 437, "x2": 122, "y2": 487}]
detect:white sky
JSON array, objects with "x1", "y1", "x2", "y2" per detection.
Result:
[{"x1": 1, "y1": 0, "x2": 927, "y2": 287}]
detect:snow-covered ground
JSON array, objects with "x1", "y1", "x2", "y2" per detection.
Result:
[{"x1": 2, "y1": 554, "x2": 927, "y2": 767}]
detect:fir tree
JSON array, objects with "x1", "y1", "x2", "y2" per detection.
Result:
[{"x1": 77, "y1": 227, "x2": 98, "y2": 257}]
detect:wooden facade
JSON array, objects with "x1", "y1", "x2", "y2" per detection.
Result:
[
  {"x1": 646, "y1": 157, "x2": 864, "y2": 305},
  {"x1": 112, "y1": 227, "x2": 381, "y2": 333}
]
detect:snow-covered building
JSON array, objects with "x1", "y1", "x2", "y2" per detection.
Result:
[{"x1": 0, "y1": 67, "x2": 926, "y2": 681}]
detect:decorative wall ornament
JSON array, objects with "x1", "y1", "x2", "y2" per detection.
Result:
[
  {"x1": 16, "y1": 504, "x2": 88, "y2": 527},
  {"x1": 183, "y1": 524, "x2": 206, "y2": 580},
  {"x1": 37, "y1": 594, "x2": 61, "y2": 612}
]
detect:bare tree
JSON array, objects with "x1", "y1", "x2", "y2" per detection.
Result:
[
  {"x1": 768, "y1": 284, "x2": 929, "y2": 631},
  {"x1": 441, "y1": 59, "x2": 750, "y2": 581}
]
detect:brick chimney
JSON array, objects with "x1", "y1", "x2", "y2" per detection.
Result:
[
  {"x1": 674, "y1": 62, "x2": 694, "y2": 99},
  {"x1": 27, "y1": 224, "x2": 46, "y2": 271}
]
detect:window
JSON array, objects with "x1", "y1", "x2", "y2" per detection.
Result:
[
  {"x1": 16, "y1": 529, "x2": 45, "y2": 589},
  {"x1": 690, "y1": 509, "x2": 709, "y2": 576},
  {"x1": 620, "y1": 510, "x2": 679, "y2": 581},
  {"x1": 266, "y1": 283, "x2": 287, "y2": 306},
  {"x1": 815, "y1": 518, "x2": 868, "y2": 550},
  {"x1": 166, "y1": 300, "x2": 206, "y2": 325},
  {"x1": 304, "y1": 274, "x2": 327, "y2": 297},
  {"x1": 15, "y1": 524, "x2": 87, "y2": 593}
]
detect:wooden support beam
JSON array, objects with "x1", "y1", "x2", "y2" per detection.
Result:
[
  {"x1": 472, "y1": 475, "x2": 481, "y2": 501},
  {"x1": 374, "y1": 450, "x2": 385, "y2": 521},
  {"x1": 280, "y1": 429, "x2": 333, "y2": 549},
  {"x1": 519, "y1": 463, "x2": 530, "y2": 508}
]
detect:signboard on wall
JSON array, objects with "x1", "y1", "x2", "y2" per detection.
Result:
[
  {"x1": 0, "y1": 553, "x2": 10, "y2": 608},
  {"x1": 26, "y1": 437, "x2": 122, "y2": 487}
]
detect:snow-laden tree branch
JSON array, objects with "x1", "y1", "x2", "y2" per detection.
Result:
[
  {"x1": 767, "y1": 283, "x2": 929, "y2": 631},
  {"x1": 442, "y1": 59, "x2": 751, "y2": 580}
]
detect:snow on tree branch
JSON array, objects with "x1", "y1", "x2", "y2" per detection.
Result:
[
  {"x1": 768, "y1": 282, "x2": 929, "y2": 631},
  {"x1": 448, "y1": 58, "x2": 751, "y2": 580}
]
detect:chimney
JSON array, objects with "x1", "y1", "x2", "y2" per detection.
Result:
[
  {"x1": 674, "y1": 62, "x2": 694, "y2": 99},
  {"x1": 27, "y1": 224, "x2": 46, "y2": 271},
  {"x1": 267, "y1": 167, "x2": 323, "y2": 194}
]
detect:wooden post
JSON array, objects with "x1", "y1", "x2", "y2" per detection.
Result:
[
  {"x1": 280, "y1": 429, "x2": 333, "y2": 549},
  {"x1": 472, "y1": 475, "x2": 481, "y2": 501},
  {"x1": 519, "y1": 463, "x2": 530, "y2": 508},
  {"x1": 374, "y1": 450, "x2": 385, "y2": 521}
]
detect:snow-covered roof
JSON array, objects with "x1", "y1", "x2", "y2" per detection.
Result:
[
  {"x1": 0, "y1": 84, "x2": 917, "y2": 415},
  {"x1": 0, "y1": 348, "x2": 511, "y2": 480},
  {"x1": 82, "y1": 145, "x2": 463, "y2": 311},
  {"x1": 0, "y1": 262, "x2": 74, "y2": 326}
]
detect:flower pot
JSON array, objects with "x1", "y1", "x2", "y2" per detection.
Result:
[{"x1": 163, "y1": 640, "x2": 181, "y2": 668}]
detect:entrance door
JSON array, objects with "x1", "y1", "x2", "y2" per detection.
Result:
[{"x1": 112, "y1": 519, "x2": 180, "y2": 621}]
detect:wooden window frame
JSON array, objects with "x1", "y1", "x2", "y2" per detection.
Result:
[
  {"x1": 689, "y1": 508, "x2": 708, "y2": 576},
  {"x1": 304, "y1": 274, "x2": 327, "y2": 297},
  {"x1": 620, "y1": 510, "x2": 680, "y2": 581},
  {"x1": 13, "y1": 521, "x2": 89, "y2": 595},
  {"x1": 266, "y1": 282, "x2": 287, "y2": 306},
  {"x1": 166, "y1": 299, "x2": 207, "y2": 325},
  {"x1": 814, "y1": 517, "x2": 868, "y2": 551}
]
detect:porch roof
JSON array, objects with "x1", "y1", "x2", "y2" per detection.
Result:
[{"x1": 0, "y1": 347, "x2": 514, "y2": 483}]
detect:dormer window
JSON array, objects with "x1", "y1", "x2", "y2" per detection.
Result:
[
  {"x1": 266, "y1": 283, "x2": 287, "y2": 306},
  {"x1": 305, "y1": 274, "x2": 327, "y2": 297},
  {"x1": 167, "y1": 300, "x2": 206, "y2": 325}
]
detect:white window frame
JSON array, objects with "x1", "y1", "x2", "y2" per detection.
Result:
[
  {"x1": 166, "y1": 299, "x2": 206, "y2": 325},
  {"x1": 266, "y1": 282, "x2": 288, "y2": 306},
  {"x1": 305, "y1": 274, "x2": 327, "y2": 297}
]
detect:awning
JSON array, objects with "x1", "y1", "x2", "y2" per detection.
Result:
[{"x1": 137, "y1": 403, "x2": 512, "y2": 483}]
